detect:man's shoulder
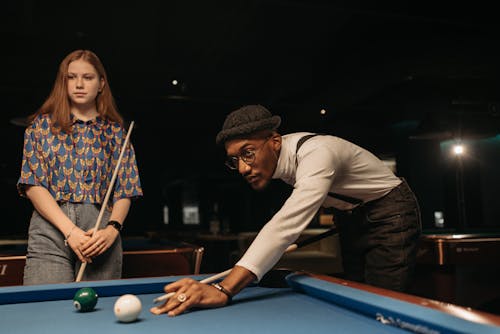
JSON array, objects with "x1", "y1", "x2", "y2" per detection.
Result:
[
  {"x1": 282, "y1": 132, "x2": 319, "y2": 144},
  {"x1": 284, "y1": 132, "x2": 343, "y2": 146},
  {"x1": 283, "y1": 132, "x2": 315, "y2": 138}
]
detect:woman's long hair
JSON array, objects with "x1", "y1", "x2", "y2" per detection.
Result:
[{"x1": 30, "y1": 50, "x2": 123, "y2": 132}]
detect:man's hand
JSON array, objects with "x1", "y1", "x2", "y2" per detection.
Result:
[{"x1": 150, "y1": 278, "x2": 229, "y2": 317}]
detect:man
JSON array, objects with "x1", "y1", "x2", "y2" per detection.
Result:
[{"x1": 151, "y1": 105, "x2": 421, "y2": 317}]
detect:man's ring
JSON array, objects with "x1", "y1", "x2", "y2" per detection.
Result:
[{"x1": 177, "y1": 293, "x2": 187, "y2": 303}]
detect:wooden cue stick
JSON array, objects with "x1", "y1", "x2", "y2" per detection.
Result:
[
  {"x1": 153, "y1": 227, "x2": 338, "y2": 303},
  {"x1": 75, "y1": 121, "x2": 135, "y2": 282}
]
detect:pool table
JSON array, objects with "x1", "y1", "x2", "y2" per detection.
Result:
[
  {"x1": 1, "y1": 273, "x2": 499, "y2": 334},
  {"x1": 0, "y1": 237, "x2": 204, "y2": 286},
  {"x1": 412, "y1": 232, "x2": 500, "y2": 311}
]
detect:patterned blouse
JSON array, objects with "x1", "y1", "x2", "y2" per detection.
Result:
[{"x1": 17, "y1": 114, "x2": 143, "y2": 204}]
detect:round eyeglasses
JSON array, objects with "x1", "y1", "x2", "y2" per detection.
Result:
[{"x1": 224, "y1": 137, "x2": 270, "y2": 170}]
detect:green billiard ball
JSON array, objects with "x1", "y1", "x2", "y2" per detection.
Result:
[{"x1": 73, "y1": 287, "x2": 98, "y2": 312}]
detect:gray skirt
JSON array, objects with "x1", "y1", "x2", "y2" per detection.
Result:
[{"x1": 23, "y1": 202, "x2": 122, "y2": 285}]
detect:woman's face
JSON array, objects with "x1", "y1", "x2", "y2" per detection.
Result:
[{"x1": 66, "y1": 59, "x2": 104, "y2": 108}]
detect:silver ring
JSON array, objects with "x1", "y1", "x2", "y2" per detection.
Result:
[{"x1": 177, "y1": 293, "x2": 187, "y2": 303}]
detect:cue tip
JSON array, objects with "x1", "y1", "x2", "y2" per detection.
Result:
[
  {"x1": 153, "y1": 269, "x2": 233, "y2": 303},
  {"x1": 153, "y1": 291, "x2": 175, "y2": 303}
]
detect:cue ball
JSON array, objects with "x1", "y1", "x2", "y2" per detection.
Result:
[
  {"x1": 114, "y1": 294, "x2": 142, "y2": 323},
  {"x1": 73, "y1": 287, "x2": 98, "y2": 312}
]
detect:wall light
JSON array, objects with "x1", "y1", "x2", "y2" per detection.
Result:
[{"x1": 452, "y1": 144, "x2": 464, "y2": 156}]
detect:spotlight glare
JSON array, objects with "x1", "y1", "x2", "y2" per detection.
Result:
[
  {"x1": 453, "y1": 144, "x2": 464, "y2": 155},
  {"x1": 320, "y1": 108, "x2": 327, "y2": 115},
  {"x1": 172, "y1": 79, "x2": 178, "y2": 86}
]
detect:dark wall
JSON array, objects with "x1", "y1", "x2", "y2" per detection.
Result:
[{"x1": 2, "y1": 2, "x2": 500, "y2": 237}]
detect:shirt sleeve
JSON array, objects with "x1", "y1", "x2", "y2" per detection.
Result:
[
  {"x1": 112, "y1": 139, "x2": 143, "y2": 202},
  {"x1": 236, "y1": 144, "x2": 338, "y2": 280},
  {"x1": 17, "y1": 123, "x2": 48, "y2": 197}
]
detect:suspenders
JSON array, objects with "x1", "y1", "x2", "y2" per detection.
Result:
[{"x1": 296, "y1": 134, "x2": 363, "y2": 206}]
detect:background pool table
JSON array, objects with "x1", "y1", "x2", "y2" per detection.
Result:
[
  {"x1": 0, "y1": 237, "x2": 204, "y2": 286},
  {"x1": 411, "y1": 232, "x2": 500, "y2": 313},
  {"x1": 1, "y1": 273, "x2": 499, "y2": 334}
]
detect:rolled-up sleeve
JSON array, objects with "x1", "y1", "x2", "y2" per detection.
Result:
[
  {"x1": 17, "y1": 124, "x2": 48, "y2": 196},
  {"x1": 113, "y1": 140, "x2": 143, "y2": 202}
]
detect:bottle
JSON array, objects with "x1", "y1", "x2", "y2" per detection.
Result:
[
  {"x1": 209, "y1": 203, "x2": 221, "y2": 235},
  {"x1": 163, "y1": 205, "x2": 169, "y2": 225}
]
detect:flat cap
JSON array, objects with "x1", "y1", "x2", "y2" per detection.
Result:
[{"x1": 215, "y1": 105, "x2": 281, "y2": 144}]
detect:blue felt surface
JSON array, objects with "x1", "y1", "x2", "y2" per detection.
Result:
[
  {"x1": 1, "y1": 275, "x2": 499, "y2": 334},
  {"x1": 1, "y1": 286, "x2": 406, "y2": 334}
]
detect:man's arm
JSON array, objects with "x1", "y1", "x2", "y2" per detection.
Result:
[{"x1": 149, "y1": 265, "x2": 256, "y2": 317}]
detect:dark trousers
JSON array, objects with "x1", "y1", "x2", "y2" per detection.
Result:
[{"x1": 333, "y1": 179, "x2": 421, "y2": 292}]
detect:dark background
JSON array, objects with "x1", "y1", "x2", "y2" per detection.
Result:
[{"x1": 1, "y1": 1, "x2": 500, "y2": 238}]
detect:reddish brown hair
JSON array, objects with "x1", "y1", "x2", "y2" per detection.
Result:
[{"x1": 31, "y1": 50, "x2": 123, "y2": 132}]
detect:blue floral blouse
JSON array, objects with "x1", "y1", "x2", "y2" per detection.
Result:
[{"x1": 17, "y1": 114, "x2": 143, "y2": 204}]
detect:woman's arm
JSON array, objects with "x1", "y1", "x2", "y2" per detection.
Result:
[
  {"x1": 25, "y1": 185, "x2": 91, "y2": 262},
  {"x1": 80, "y1": 198, "x2": 131, "y2": 258}
]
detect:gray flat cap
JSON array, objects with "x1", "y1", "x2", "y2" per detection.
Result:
[{"x1": 215, "y1": 105, "x2": 281, "y2": 144}]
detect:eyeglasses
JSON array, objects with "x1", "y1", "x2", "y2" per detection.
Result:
[{"x1": 224, "y1": 137, "x2": 270, "y2": 170}]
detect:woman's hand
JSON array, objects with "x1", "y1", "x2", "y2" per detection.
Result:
[
  {"x1": 80, "y1": 226, "x2": 119, "y2": 258},
  {"x1": 66, "y1": 227, "x2": 92, "y2": 263}
]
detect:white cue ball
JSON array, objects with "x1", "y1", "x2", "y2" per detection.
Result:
[{"x1": 114, "y1": 294, "x2": 142, "y2": 323}]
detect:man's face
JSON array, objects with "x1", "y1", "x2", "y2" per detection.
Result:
[{"x1": 224, "y1": 133, "x2": 281, "y2": 191}]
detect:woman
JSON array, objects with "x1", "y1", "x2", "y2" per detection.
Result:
[{"x1": 17, "y1": 50, "x2": 143, "y2": 284}]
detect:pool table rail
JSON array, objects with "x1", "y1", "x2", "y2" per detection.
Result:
[{"x1": 290, "y1": 273, "x2": 500, "y2": 334}]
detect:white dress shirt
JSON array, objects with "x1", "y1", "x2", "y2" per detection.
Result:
[{"x1": 236, "y1": 132, "x2": 402, "y2": 280}]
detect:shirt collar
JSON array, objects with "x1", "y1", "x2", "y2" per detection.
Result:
[
  {"x1": 70, "y1": 113, "x2": 104, "y2": 126},
  {"x1": 272, "y1": 135, "x2": 296, "y2": 180}
]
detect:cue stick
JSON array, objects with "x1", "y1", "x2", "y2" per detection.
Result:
[
  {"x1": 75, "y1": 121, "x2": 135, "y2": 282},
  {"x1": 153, "y1": 226, "x2": 338, "y2": 303}
]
